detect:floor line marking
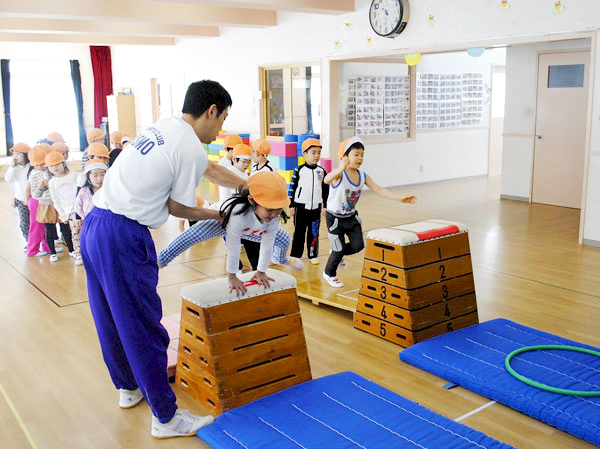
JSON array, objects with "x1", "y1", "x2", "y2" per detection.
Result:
[
  {"x1": 0, "y1": 382, "x2": 39, "y2": 449},
  {"x1": 454, "y1": 400, "x2": 497, "y2": 422}
]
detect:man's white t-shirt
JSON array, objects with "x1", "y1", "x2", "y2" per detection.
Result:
[
  {"x1": 93, "y1": 117, "x2": 208, "y2": 228},
  {"x1": 218, "y1": 156, "x2": 232, "y2": 168}
]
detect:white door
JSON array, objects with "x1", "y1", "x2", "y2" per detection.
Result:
[
  {"x1": 532, "y1": 51, "x2": 590, "y2": 208},
  {"x1": 488, "y1": 65, "x2": 505, "y2": 177}
]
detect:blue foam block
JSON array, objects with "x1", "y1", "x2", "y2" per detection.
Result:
[
  {"x1": 197, "y1": 371, "x2": 515, "y2": 449},
  {"x1": 208, "y1": 143, "x2": 225, "y2": 151},
  {"x1": 284, "y1": 134, "x2": 298, "y2": 142},
  {"x1": 400, "y1": 319, "x2": 600, "y2": 446}
]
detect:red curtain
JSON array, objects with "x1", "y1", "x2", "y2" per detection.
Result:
[{"x1": 89, "y1": 46, "x2": 113, "y2": 128}]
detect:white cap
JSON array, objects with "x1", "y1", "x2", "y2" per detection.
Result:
[
  {"x1": 84, "y1": 161, "x2": 108, "y2": 174},
  {"x1": 120, "y1": 136, "x2": 132, "y2": 145}
]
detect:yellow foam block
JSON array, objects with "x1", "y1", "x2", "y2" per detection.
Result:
[
  {"x1": 298, "y1": 157, "x2": 305, "y2": 166},
  {"x1": 213, "y1": 138, "x2": 225, "y2": 145},
  {"x1": 208, "y1": 154, "x2": 220, "y2": 162},
  {"x1": 219, "y1": 150, "x2": 227, "y2": 157},
  {"x1": 279, "y1": 169, "x2": 294, "y2": 184}
]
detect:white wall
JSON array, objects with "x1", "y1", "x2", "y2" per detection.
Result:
[{"x1": 501, "y1": 39, "x2": 591, "y2": 200}]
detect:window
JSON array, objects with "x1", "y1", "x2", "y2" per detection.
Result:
[
  {"x1": 260, "y1": 63, "x2": 321, "y2": 138},
  {"x1": 548, "y1": 64, "x2": 585, "y2": 88},
  {"x1": 10, "y1": 60, "x2": 80, "y2": 148}
]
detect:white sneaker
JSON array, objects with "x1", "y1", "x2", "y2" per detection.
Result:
[
  {"x1": 323, "y1": 272, "x2": 343, "y2": 288},
  {"x1": 23, "y1": 244, "x2": 28, "y2": 252},
  {"x1": 119, "y1": 388, "x2": 144, "y2": 409},
  {"x1": 309, "y1": 257, "x2": 320, "y2": 265},
  {"x1": 69, "y1": 251, "x2": 77, "y2": 259},
  {"x1": 54, "y1": 239, "x2": 62, "y2": 246},
  {"x1": 284, "y1": 257, "x2": 304, "y2": 271},
  {"x1": 49, "y1": 254, "x2": 59, "y2": 263},
  {"x1": 33, "y1": 250, "x2": 48, "y2": 257},
  {"x1": 151, "y1": 409, "x2": 214, "y2": 439},
  {"x1": 75, "y1": 256, "x2": 84, "y2": 266},
  {"x1": 55, "y1": 247, "x2": 64, "y2": 254}
]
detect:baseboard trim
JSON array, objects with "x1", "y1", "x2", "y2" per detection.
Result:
[
  {"x1": 583, "y1": 238, "x2": 600, "y2": 248},
  {"x1": 500, "y1": 194, "x2": 529, "y2": 202},
  {"x1": 381, "y1": 174, "x2": 488, "y2": 190}
]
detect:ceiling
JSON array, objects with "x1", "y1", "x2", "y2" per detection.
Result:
[{"x1": 0, "y1": 0, "x2": 355, "y2": 46}]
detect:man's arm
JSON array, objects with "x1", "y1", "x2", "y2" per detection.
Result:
[
  {"x1": 167, "y1": 198, "x2": 220, "y2": 221},
  {"x1": 204, "y1": 161, "x2": 248, "y2": 191}
]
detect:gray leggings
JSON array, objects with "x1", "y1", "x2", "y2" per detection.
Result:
[
  {"x1": 324, "y1": 211, "x2": 364, "y2": 277},
  {"x1": 16, "y1": 200, "x2": 30, "y2": 241}
]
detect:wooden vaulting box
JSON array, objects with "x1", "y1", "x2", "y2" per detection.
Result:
[{"x1": 176, "y1": 269, "x2": 312, "y2": 415}]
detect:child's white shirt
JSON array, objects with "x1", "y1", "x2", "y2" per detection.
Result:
[
  {"x1": 48, "y1": 171, "x2": 80, "y2": 222},
  {"x1": 5, "y1": 164, "x2": 30, "y2": 202},
  {"x1": 217, "y1": 164, "x2": 247, "y2": 206},
  {"x1": 225, "y1": 204, "x2": 279, "y2": 274},
  {"x1": 326, "y1": 169, "x2": 366, "y2": 216}
]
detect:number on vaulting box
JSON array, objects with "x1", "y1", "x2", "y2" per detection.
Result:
[
  {"x1": 176, "y1": 269, "x2": 312, "y2": 415},
  {"x1": 353, "y1": 220, "x2": 478, "y2": 347}
]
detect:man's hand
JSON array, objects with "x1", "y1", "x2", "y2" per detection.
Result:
[{"x1": 401, "y1": 195, "x2": 417, "y2": 204}]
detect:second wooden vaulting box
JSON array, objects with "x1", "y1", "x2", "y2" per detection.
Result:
[
  {"x1": 175, "y1": 269, "x2": 312, "y2": 415},
  {"x1": 353, "y1": 220, "x2": 478, "y2": 346}
]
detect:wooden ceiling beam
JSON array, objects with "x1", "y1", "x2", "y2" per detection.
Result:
[{"x1": 0, "y1": 33, "x2": 176, "y2": 45}]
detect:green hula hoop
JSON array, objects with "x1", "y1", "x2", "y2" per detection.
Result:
[{"x1": 504, "y1": 345, "x2": 600, "y2": 397}]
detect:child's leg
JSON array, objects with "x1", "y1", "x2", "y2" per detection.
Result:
[
  {"x1": 342, "y1": 214, "x2": 365, "y2": 256},
  {"x1": 17, "y1": 201, "x2": 30, "y2": 241},
  {"x1": 241, "y1": 230, "x2": 291, "y2": 265},
  {"x1": 290, "y1": 208, "x2": 308, "y2": 258},
  {"x1": 158, "y1": 219, "x2": 224, "y2": 267},
  {"x1": 324, "y1": 213, "x2": 346, "y2": 277},
  {"x1": 26, "y1": 198, "x2": 49, "y2": 256},
  {"x1": 59, "y1": 222, "x2": 74, "y2": 252},
  {"x1": 242, "y1": 240, "x2": 260, "y2": 271},
  {"x1": 45, "y1": 223, "x2": 57, "y2": 255},
  {"x1": 306, "y1": 208, "x2": 321, "y2": 260},
  {"x1": 70, "y1": 220, "x2": 81, "y2": 258}
]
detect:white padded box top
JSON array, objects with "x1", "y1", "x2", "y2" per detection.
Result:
[
  {"x1": 181, "y1": 269, "x2": 297, "y2": 308},
  {"x1": 367, "y1": 219, "x2": 467, "y2": 246}
]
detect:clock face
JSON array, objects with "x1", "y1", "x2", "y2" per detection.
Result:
[{"x1": 369, "y1": 0, "x2": 409, "y2": 38}]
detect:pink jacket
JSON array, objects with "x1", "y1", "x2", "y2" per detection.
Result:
[{"x1": 74, "y1": 186, "x2": 95, "y2": 219}]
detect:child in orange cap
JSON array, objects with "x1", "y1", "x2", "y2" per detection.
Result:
[
  {"x1": 5, "y1": 142, "x2": 32, "y2": 249},
  {"x1": 158, "y1": 171, "x2": 304, "y2": 295},
  {"x1": 78, "y1": 143, "x2": 110, "y2": 187},
  {"x1": 109, "y1": 134, "x2": 131, "y2": 167},
  {"x1": 250, "y1": 138, "x2": 274, "y2": 176},
  {"x1": 51, "y1": 142, "x2": 70, "y2": 161},
  {"x1": 322, "y1": 136, "x2": 417, "y2": 288},
  {"x1": 73, "y1": 159, "x2": 108, "y2": 265},
  {"x1": 82, "y1": 128, "x2": 106, "y2": 169},
  {"x1": 46, "y1": 151, "x2": 77, "y2": 262},
  {"x1": 219, "y1": 134, "x2": 243, "y2": 168},
  {"x1": 47, "y1": 132, "x2": 64, "y2": 144}
]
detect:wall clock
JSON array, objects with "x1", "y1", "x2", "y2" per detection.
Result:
[{"x1": 369, "y1": 0, "x2": 410, "y2": 38}]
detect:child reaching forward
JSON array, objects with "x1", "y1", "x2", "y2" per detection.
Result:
[
  {"x1": 322, "y1": 136, "x2": 417, "y2": 288},
  {"x1": 158, "y1": 172, "x2": 304, "y2": 296}
]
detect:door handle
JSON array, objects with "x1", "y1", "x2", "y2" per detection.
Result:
[{"x1": 535, "y1": 134, "x2": 542, "y2": 139}]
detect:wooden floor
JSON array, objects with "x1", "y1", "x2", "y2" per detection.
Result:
[{"x1": 1, "y1": 175, "x2": 599, "y2": 449}]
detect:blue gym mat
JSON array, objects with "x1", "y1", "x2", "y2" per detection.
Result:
[
  {"x1": 399, "y1": 318, "x2": 600, "y2": 446},
  {"x1": 197, "y1": 371, "x2": 515, "y2": 448}
]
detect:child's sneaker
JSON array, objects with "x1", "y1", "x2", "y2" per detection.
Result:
[
  {"x1": 284, "y1": 257, "x2": 304, "y2": 270},
  {"x1": 119, "y1": 388, "x2": 144, "y2": 409},
  {"x1": 309, "y1": 258, "x2": 320, "y2": 265},
  {"x1": 69, "y1": 251, "x2": 77, "y2": 259},
  {"x1": 55, "y1": 247, "x2": 64, "y2": 254},
  {"x1": 151, "y1": 409, "x2": 214, "y2": 439},
  {"x1": 23, "y1": 244, "x2": 28, "y2": 252},
  {"x1": 323, "y1": 272, "x2": 343, "y2": 288},
  {"x1": 34, "y1": 250, "x2": 48, "y2": 257},
  {"x1": 75, "y1": 256, "x2": 84, "y2": 266},
  {"x1": 49, "y1": 254, "x2": 59, "y2": 263}
]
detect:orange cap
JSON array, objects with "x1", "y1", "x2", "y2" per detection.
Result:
[
  {"x1": 39, "y1": 143, "x2": 52, "y2": 153},
  {"x1": 51, "y1": 142, "x2": 69, "y2": 154},
  {"x1": 248, "y1": 172, "x2": 290, "y2": 209},
  {"x1": 232, "y1": 143, "x2": 253, "y2": 160},
  {"x1": 110, "y1": 131, "x2": 124, "y2": 145},
  {"x1": 302, "y1": 138, "x2": 322, "y2": 153},
  {"x1": 47, "y1": 132, "x2": 64, "y2": 143},
  {"x1": 251, "y1": 138, "x2": 271, "y2": 156},
  {"x1": 45, "y1": 151, "x2": 65, "y2": 167},
  {"x1": 338, "y1": 136, "x2": 364, "y2": 160},
  {"x1": 87, "y1": 143, "x2": 110, "y2": 159},
  {"x1": 224, "y1": 134, "x2": 243, "y2": 150},
  {"x1": 29, "y1": 145, "x2": 49, "y2": 166},
  {"x1": 10, "y1": 142, "x2": 31, "y2": 153},
  {"x1": 87, "y1": 128, "x2": 106, "y2": 144}
]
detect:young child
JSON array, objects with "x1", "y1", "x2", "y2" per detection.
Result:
[
  {"x1": 214, "y1": 143, "x2": 260, "y2": 271},
  {"x1": 46, "y1": 151, "x2": 77, "y2": 262},
  {"x1": 73, "y1": 159, "x2": 107, "y2": 265},
  {"x1": 51, "y1": 142, "x2": 69, "y2": 161},
  {"x1": 47, "y1": 132, "x2": 64, "y2": 144},
  {"x1": 219, "y1": 134, "x2": 243, "y2": 168},
  {"x1": 109, "y1": 131, "x2": 124, "y2": 167},
  {"x1": 5, "y1": 142, "x2": 32, "y2": 249},
  {"x1": 250, "y1": 138, "x2": 274, "y2": 175},
  {"x1": 27, "y1": 145, "x2": 54, "y2": 258},
  {"x1": 322, "y1": 136, "x2": 417, "y2": 288},
  {"x1": 158, "y1": 172, "x2": 304, "y2": 295},
  {"x1": 81, "y1": 128, "x2": 106, "y2": 169},
  {"x1": 289, "y1": 138, "x2": 329, "y2": 265},
  {"x1": 78, "y1": 143, "x2": 110, "y2": 187}
]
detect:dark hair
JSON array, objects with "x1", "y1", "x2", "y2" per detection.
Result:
[
  {"x1": 348, "y1": 142, "x2": 365, "y2": 152},
  {"x1": 219, "y1": 187, "x2": 288, "y2": 229},
  {"x1": 12, "y1": 149, "x2": 30, "y2": 165},
  {"x1": 83, "y1": 173, "x2": 96, "y2": 196},
  {"x1": 182, "y1": 80, "x2": 232, "y2": 118}
]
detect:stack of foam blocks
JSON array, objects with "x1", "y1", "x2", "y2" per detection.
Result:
[
  {"x1": 207, "y1": 132, "x2": 251, "y2": 163},
  {"x1": 175, "y1": 270, "x2": 312, "y2": 415},
  {"x1": 353, "y1": 220, "x2": 479, "y2": 347}
]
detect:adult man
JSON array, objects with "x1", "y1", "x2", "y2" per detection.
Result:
[{"x1": 81, "y1": 80, "x2": 244, "y2": 438}]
